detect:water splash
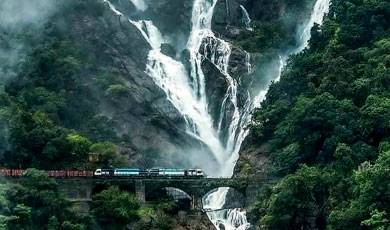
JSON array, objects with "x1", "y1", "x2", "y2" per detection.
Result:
[{"x1": 203, "y1": 188, "x2": 250, "y2": 230}]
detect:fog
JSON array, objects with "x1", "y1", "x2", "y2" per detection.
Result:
[
  {"x1": 0, "y1": 0, "x2": 61, "y2": 85},
  {"x1": 0, "y1": 0, "x2": 59, "y2": 29}
]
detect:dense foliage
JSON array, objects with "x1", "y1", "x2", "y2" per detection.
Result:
[
  {"x1": 236, "y1": 0, "x2": 315, "y2": 52},
  {"x1": 249, "y1": 0, "x2": 390, "y2": 229},
  {"x1": 91, "y1": 186, "x2": 141, "y2": 229},
  {"x1": 0, "y1": 0, "x2": 126, "y2": 170},
  {"x1": 0, "y1": 169, "x2": 94, "y2": 229},
  {"x1": 91, "y1": 186, "x2": 178, "y2": 230}
]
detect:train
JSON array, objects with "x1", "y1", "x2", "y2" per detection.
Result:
[
  {"x1": 0, "y1": 168, "x2": 204, "y2": 178},
  {"x1": 93, "y1": 168, "x2": 204, "y2": 178}
]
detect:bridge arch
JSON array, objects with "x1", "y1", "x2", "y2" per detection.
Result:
[{"x1": 146, "y1": 187, "x2": 193, "y2": 210}]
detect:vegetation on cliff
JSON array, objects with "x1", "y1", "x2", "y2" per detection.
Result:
[
  {"x1": 0, "y1": 0, "x2": 138, "y2": 170},
  {"x1": 246, "y1": 0, "x2": 390, "y2": 229},
  {"x1": 0, "y1": 169, "x2": 95, "y2": 229}
]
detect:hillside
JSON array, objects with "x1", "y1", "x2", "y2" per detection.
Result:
[{"x1": 236, "y1": 0, "x2": 390, "y2": 229}]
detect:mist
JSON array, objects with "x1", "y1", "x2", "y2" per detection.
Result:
[{"x1": 0, "y1": 0, "x2": 61, "y2": 85}]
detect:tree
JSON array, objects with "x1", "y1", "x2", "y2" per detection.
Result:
[
  {"x1": 260, "y1": 166, "x2": 331, "y2": 229},
  {"x1": 66, "y1": 133, "x2": 92, "y2": 161},
  {"x1": 5, "y1": 169, "x2": 89, "y2": 229},
  {"x1": 329, "y1": 147, "x2": 390, "y2": 229},
  {"x1": 89, "y1": 142, "x2": 127, "y2": 168},
  {"x1": 91, "y1": 186, "x2": 140, "y2": 229}
]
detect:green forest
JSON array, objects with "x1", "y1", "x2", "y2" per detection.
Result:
[
  {"x1": 0, "y1": 0, "x2": 389, "y2": 229},
  {"x1": 247, "y1": 0, "x2": 390, "y2": 229}
]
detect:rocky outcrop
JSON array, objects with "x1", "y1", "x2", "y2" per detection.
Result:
[
  {"x1": 234, "y1": 138, "x2": 270, "y2": 178},
  {"x1": 202, "y1": 57, "x2": 229, "y2": 126},
  {"x1": 212, "y1": 0, "x2": 253, "y2": 39},
  {"x1": 174, "y1": 211, "x2": 216, "y2": 230},
  {"x1": 145, "y1": 0, "x2": 194, "y2": 36},
  {"x1": 228, "y1": 45, "x2": 249, "y2": 77}
]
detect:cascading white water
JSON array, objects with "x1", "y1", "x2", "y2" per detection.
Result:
[
  {"x1": 252, "y1": 0, "x2": 330, "y2": 111},
  {"x1": 102, "y1": 0, "x2": 330, "y2": 229},
  {"x1": 296, "y1": 0, "x2": 330, "y2": 52},
  {"x1": 129, "y1": 0, "x2": 147, "y2": 11},
  {"x1": 205, "y1": 1, "x2": 330, "y2": 229},
  {"x1": 203, "y1": 188, "x2": 250, "y2": 230},
  {"x1": 245, "y1": 51, "x2": 252, "y2": 74},
  {"x1": 103, "y1": 0, "x2": 123, "y2": 16},
  {"x1": 131, "y1": 19, "x2": 227, "y2": 165},
  {"x1": 240, "y1": 5, "x2": 253, "y2": 31},
  {"x1": 126, "y1": 0, "x2": 250, "y2": 228}
]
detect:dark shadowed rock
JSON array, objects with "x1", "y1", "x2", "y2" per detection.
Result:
[
  {"x1": 146, "y1": 0, "x2": 194, "y2": 35},
  {"x1": 201, "y1": 58, "x2": 229, "y2": 127},
  {"x1": 161, "y1": 43, "x2": 176, "y2": 57},
  {"x1": 229, "y1": 45, "x2": 249, "y2": 77}
]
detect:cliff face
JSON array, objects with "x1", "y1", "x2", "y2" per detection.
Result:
[
  {"x1": 63, "y1": 2, "x2": 205, "y2": 167},
  {"x1": 0, "y1": 0, "x2": 315, "y2": 171}
]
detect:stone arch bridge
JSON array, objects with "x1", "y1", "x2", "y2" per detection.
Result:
[{"x1": 56, "y1": 177, "x2": 273, "y2": 211}]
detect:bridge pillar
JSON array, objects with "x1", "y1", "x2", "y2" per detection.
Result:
[
  {"x1": 57, "y1": 179, "x2": 93, "y2": 213},
  {"x1": 135, "y1": 180, "x2": 145, "y2": 203},
  {"x1": 191, "y1": 195, "x2": 202, "y2": 211}
]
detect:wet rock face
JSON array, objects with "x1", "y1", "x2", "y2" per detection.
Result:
[
  {"x1": 176, "y1": 210, "x2": 216, "y2": 230},
  {"x1": 161, "y1": 43, "x2": 177, "y2": 57},
  {"x1": 66, "y1": 3, "x2": 204, "y2": 166},
  {"x1": 229, "y1": 45, "x2": 248, "y2": 77},
  {"x1": 144, "y1": 0, "x2": 194, "y2": 35},
  {"x1": 212, "y1": 0, "x2": 252, "y2": 38},
  {"x1": 233, "y1": 132, "x2": 270, "y2": 178},
  {"x1": 67, "y1": 0, "x2": 254, "y2": 169},
  {"x1": 201, "y1": 58, "x2": 229, "y2": 127},
  {"x1": 223, "y1": 188, "x2": 246, "y2": 209},
  {"x1": 213, "y1": 0, "x2": 285, "y2": 28}
]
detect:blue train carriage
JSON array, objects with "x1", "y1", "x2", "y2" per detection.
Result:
[
  {"x1": 114, "y1": 168, "x2": 140, "y2": 177},
  {"x1": 148, "y1": 168, "x2": 159, "y2": 177},
  {"x1": 158, "y1": 168, "x2": 186, "y2": 177}
]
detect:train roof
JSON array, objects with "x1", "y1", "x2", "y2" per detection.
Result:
[{"x1": 114, "y1": 168, "x2": 140, "y2": 171}]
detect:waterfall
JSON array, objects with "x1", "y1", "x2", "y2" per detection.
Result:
[
  {"x1": 225, "y1": 0, "x2": 230, "y2": 24},
  {"x1": 103, "y1": 0, "x2": 123, "y2": 16},
  {"x1": 203, "y1": 188, "x2": 250, "y2": 230},
  {"x1": 102, "y1": 0, "x2": 330, "y2": 229},
  {"x1": 296, "y1": 0, "x2": 330, "y2": 52},
  {"x1": 206, "y1": 0, "x2": 330, "y2": 229},
  {"x1": 245, "y1": 51, "x2": 252, "y2": 74},
  {"x1": 240, "y1": 5, "x2": 253, "y2": 31},
  {"x1": 253, "y1": 0, "x2": 330, "y2": 110},
  {"x1": 129, "y1": 0, "x2": 147, "y2": 11}
]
